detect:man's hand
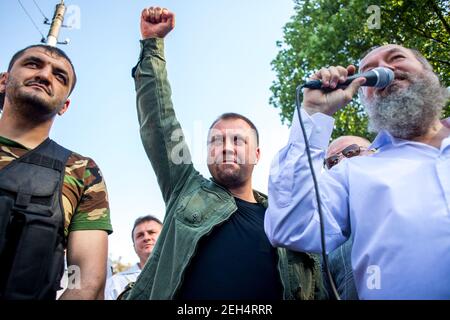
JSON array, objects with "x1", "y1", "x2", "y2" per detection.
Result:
[
  {"x1": 302, "y1": 65, "x2": 366, "y2": 116},
  {"x1": 140, "y1": 6, "x2": 175, "y2": 39}
]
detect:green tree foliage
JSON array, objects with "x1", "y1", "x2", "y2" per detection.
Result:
[{"x1": 271, "y1": 0, "x2": 449, "y2": 140}]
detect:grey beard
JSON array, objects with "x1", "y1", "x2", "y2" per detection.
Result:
[{"x1": 362, "y1": 71, "x2": 449, "y2": 140}]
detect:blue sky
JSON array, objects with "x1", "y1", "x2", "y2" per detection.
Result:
[{"x1": 0, "y1": 0, "x2": 294, "y2": 264}]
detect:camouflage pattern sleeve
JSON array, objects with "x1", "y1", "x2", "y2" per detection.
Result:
[{"x1": 63, "y1": 153, "x2": 112, "y2": 236}]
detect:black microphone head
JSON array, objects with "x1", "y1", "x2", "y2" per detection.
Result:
[{"x1": 371, "y1": 67, "x2": 394, "y2": 88}]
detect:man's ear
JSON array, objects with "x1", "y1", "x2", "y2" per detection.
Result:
[
  {"x1": 254, "y1": 147, "x2": 261, "y2": 165},
  {"x1": 58, "y1": 99, "x2": 70, "y2": 116},
  {"x1": 0, "y1": 72, "x2": 8, "y2": 94}
]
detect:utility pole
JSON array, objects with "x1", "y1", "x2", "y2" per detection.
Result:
[{"x1": 46, "y1": 0, "x2": 66, "y2": 47}]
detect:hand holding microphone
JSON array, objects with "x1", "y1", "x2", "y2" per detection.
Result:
[
  {"x1": 301, "y1": 65, "x2": 394, "y2": 116},
  {"x1": 303, "y1": 67, "x2": 394, "y2": 90}
]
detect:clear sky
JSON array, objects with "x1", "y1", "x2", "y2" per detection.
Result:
[{"x1": 0, "y1": 0, "x2": 294, "y2": 264}]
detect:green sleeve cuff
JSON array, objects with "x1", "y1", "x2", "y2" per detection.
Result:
[
  {"x1": 132, "y1": 38, "x2": 165, "y2": 78},
  {"x1": 140, "y1": 38, "x2": 165, "y2": 58},
  {"x1": 68, "y1": 221, "x2": 113, "y2": 235}
]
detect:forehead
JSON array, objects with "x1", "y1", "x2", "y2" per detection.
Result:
[
  {"x1": 209, "y1": 118, "x2": 254, "y2": 135},
  {"x1": 327, "y1": 137, "x2": 370, "y2": 156},
  {"x1": 133, "y1": 220, "x2": 161, "y2": 234},
  {"x1": 359, "y1": 45, "x2": 414, "y2": 68},
  {"x1": 14, "y1": 47, "x2": 74, "y2": 75}
]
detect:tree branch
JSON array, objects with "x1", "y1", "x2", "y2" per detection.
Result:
[
  {"x1": 411, "y1": 25, "x2": 450, "y2": 46},
  {"x1": 428, "y1": 57, "x2": 450, "y2": 66},
  {"x1": 428, "y1": 0, "x2": 450, "y2": 36},
  {"x1": 400, "y1": 13, "x2": 450, "y2": 46}
]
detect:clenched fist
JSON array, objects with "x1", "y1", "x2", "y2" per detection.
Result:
[{"x1": 140, "y1": 6, "x2": 175, "y2": 39}]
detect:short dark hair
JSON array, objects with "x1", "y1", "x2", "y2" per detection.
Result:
[
  {"x1": 131, "y1": 215, "x2": 163, "y2": 243},
  {"x1": 7, "y1": 44, "x2": 77, "y2": 95},
  {"x1": 209, "y1": 112, "x2": 260, "y2": 146}
]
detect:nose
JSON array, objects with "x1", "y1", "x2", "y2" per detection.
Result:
[
  {"x1": 142, "y1": 232, "x2": 151, "y2": 242},
  {"x1": 34, "y1": 65, "x2": 52, "y2": 85},
  {"x1": 223, "y1": 136, "x2": 236, "y2": 155},
  {"x1": 377, "y1": 60, "x2": 395, "y2": 72}
]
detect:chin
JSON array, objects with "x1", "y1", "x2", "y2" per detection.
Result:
[
  {"x1": 19, "y1": 91, "x2": 60, "y2": 114},
  {"x1": 216, "y1": 172, "x2": 245, "y2": 189}
]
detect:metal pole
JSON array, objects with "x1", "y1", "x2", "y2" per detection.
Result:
[{"x1": 46, "y1": 1, "x2": 66, "y2": 47}]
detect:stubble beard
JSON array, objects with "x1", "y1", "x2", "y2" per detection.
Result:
[
  {"x1": 210, "y1": 163, "x2": 250, "y2": 190},
  {"x1": 6, "y1": 76, "x2": 65, "y2": 122}
]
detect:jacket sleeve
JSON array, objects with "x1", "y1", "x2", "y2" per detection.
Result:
[
  {"x1": 264, "y1": 108, "x2": 351, "y2": 254},
  {"x1": 132, "y1": 38, "x2": 195, "y2": 204}
]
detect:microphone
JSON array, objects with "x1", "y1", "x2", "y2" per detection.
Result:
[{"x1": 302, "y1": 67, "x2": 394, "y2": 90}]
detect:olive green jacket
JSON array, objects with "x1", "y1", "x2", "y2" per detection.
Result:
[{"x1": 125, "y1": 38, "x2": 326, "y2": 300}]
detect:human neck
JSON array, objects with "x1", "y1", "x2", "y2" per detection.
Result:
[
  {"x1": 0, "y1": 107, "x2": 53, "y2": 149},
  {"x1": 411, "y1": 119, "x2": 450, "y2": 149},
  {"x1": 138, "y1": 259, "x2": 146, "y2": 270},
  {"x1": 227, "y1": 181, "x2": 256, "y2": 203}
]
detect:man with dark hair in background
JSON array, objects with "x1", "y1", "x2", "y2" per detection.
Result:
[
  {"x1": 105, "y1": 215, "x2": 162, "y2": 300},
  {"x1": 0, "y1": 45, "x2": 112, "y2": 300}
]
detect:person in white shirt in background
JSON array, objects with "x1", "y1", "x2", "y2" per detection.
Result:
[{"x1": 105, "y1": 215, "x2": 162, "y2": 300}]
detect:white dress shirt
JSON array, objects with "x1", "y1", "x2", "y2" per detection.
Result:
[
  {"x1": 104, "y1": 264, "x2": 141, "y2": 300},
  {"x1": 265, "y1": 108, "x2": 450, "y2": 299}
]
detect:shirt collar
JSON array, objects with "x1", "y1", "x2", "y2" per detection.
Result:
[
  {"x1": 0, "y1": 135, "x2": 29, "y2": 149},
  {"x1": 369, "y1": 130, "x2": 411, "y2": 149},
  {"x1": 370, "y1": 118, "x2": 450, "y2": 151}
]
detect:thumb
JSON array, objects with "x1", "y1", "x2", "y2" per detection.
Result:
[
  {"x1": 162, "y1": 9, "x2": 176, "y2": 28},
  {"x1": 343, "y1": 77, "x2": 366, "y2": 99}
]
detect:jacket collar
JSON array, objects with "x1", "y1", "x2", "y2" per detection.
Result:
[{"x1": 209, "y1": 177, "x2": 268, "y2": 208}]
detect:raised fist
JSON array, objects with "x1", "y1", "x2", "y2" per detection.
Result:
[{"x1": 140, "y1": 6, "x2": 175, "y2": 39}]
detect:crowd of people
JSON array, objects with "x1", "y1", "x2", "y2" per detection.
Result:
[{"x1": 0, "y1": 6, "x2": 449, "y2": 300}]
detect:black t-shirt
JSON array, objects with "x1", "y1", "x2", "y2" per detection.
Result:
[{"x1": 176, "y1": 197, "x2": 283, "y2": 300}]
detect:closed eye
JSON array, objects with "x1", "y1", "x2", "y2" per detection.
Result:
[{"x1": 391, "y1": 54, "x2": 405, "y2": 61}]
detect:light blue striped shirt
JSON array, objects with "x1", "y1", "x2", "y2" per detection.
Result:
[{"x1": 265, "y1": 109, "x2": 450, "y2": 299}]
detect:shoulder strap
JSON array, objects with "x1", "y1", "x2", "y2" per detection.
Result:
[
  {"x1": 0, "y1": 138, "x2": 72, "y2": 173},
  {"x1": 20, "y1": 138, "x2": 72, "y2": 170}
]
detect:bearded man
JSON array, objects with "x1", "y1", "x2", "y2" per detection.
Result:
[{"x1": 264, "y1": 44, "x2": 450, "y2": 299}]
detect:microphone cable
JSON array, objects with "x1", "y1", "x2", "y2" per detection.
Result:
[{"x1": 295, "y1": 84, "x2": 341, "y2": 300}]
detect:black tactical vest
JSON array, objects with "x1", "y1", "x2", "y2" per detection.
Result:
[{"x1": 0, "y1": 138, "x2": 71, "y2": 300}]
